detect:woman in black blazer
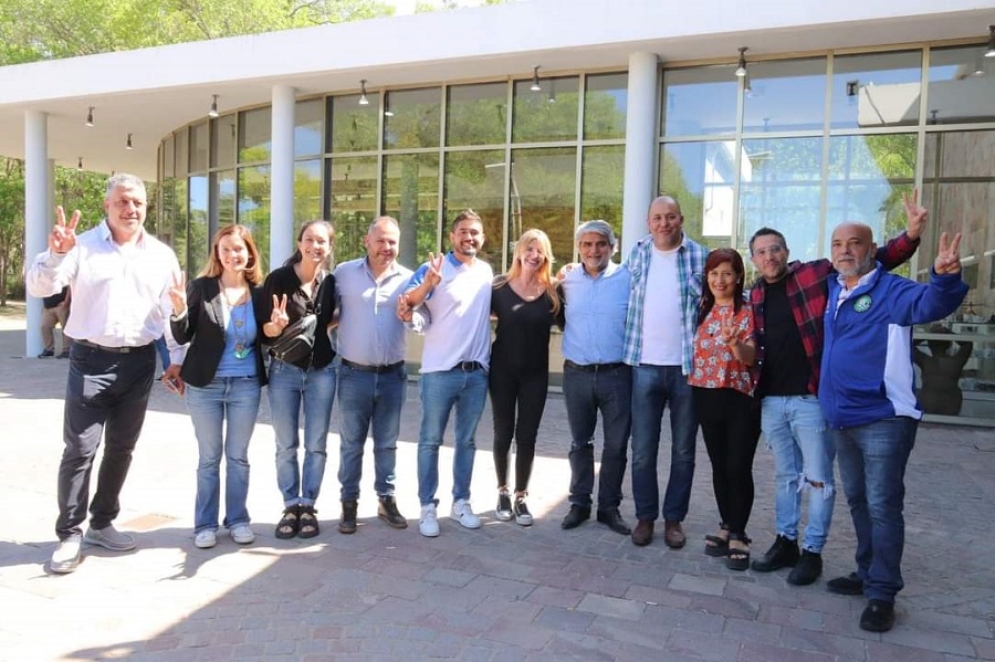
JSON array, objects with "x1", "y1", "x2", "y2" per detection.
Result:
[{"x1": 167, "y1": 225, "x2": 267, "y2": 550}]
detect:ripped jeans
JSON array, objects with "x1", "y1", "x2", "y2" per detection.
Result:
[{"x1": 761, "y1": 395, "x2": 836, "y2": 553}]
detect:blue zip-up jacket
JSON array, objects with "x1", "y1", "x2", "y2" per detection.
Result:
[{"x1": 819, "y1": 264, "x2": 968, "y2": 429}]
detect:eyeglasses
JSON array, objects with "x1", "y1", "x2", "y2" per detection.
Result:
[{"x1": 752, "y1": 245, "x2": 785, "y2": 258}]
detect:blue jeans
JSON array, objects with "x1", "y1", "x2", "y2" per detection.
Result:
[
  {"x1": 630, "y1": 365, "x2": 698, "y2": 522},
  {"x1": 562, "y1": 363, "x2": 631, "y2": 511},
  {"x1": 267, "y1": 360, "x2": 337, "y2": 508},
  {"x1": 832, "y1": 416, "x2": 918, "y2": 603},
  {"x1": 761, "y1": 395, "x2": 836, "y2": 553},
  {"x1": 417, "y1": 368, "x2": 488, "y2": 506},
  {"x1": 185, "y1": 377, "x2": 261, "y2": 533},
  {"x1": 337, "y1": 362, "x2": 407, "y2": 501}
]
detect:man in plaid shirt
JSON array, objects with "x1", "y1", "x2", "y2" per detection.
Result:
[{"x1": 747, "y1": 191, "x2": 925, "y2": 586}]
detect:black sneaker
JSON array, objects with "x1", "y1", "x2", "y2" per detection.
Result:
[
  {"x1": 787, "y1": 549, "x2": 823, "y2": 586},
  {"x1": 513, "y1": 497, "x2": 533, "y2": 527},
  {"x1": 495, "y1": 491, "x2": 513, "y2": 522},
  {"x1": 377, "y1": 496, "x2": 408, "y2": 529},
  {"x1": 37, "y1": 349, "x2": 55, "y2": 358},
  {"x1": 750, "y1": 534, "x2": 800, "y2": 572},
  {"x1": 561, "y1": 505, "x2": 591, "y2": 529},
  {"x1": 827, "y1": 572, "x2": 864, "y2": 596},
  {"x1": 338, "y1": 500, "x2": 358, "y2": 534},
  {"x1": 860, "y1": 599, "x2": 895, "y2": 632}
]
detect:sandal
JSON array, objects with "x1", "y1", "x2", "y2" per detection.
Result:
[
  {"x1": 726, "y1": 534, "x2": 751, "y2": 571},
  {"x1": 298, "y1": 505, "x2": 320, "y2": 539},
  {"x1": 704, "y1": 523, "x2": 729, "y2": 557},
  {"x1": 275, "y1": 505, "x2": 300, "y2": 539}
]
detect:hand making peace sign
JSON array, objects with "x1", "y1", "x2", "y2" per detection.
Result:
[
  {"x1": 50, "y1": 206, "x2": 80, "y2": 254},
  {"x1": 902, "y1": 189, "x2": 928, "y2": 241},
  {"x1": 933, "y1": 232, "x2": 962, "y2": 275},
  {"x1": 167, "y1": 272, "x2": 187, "y2": 317},
  {"x1": 270, "y1": 294, "x2": 290, "y2": 331}
]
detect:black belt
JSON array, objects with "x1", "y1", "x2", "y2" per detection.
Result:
[
  {"x1": 340, "y1": 358, "x2": 404, "y2": 374},
  {"x1": 564, "y1": 360, "x2": 625, "y2": 373},
  {"x1": 76, "y1": 339, "x2": 153, "y2": 354},
  {"x1": 452, "y1": 361, "x2": 483, "y2": 372}
]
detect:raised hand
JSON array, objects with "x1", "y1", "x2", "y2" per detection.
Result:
[
  {"x1": 396, "y1": 293, "x2": 414, "y2": 323},
  {"x1": 270, "y1": 294, "x2": 290, "y2": 331},
  {"x1": 50, "y1": 206, "x2": 80, "y2": 254},
  {"x1": 556, "y1": 263, "x2": 577, "y2": 281},
  {"x1": 934, "y1": 232, "x2": 962, "y2": 275},
  {"x1": 424, "y1": 252, "x2": 444, "y2": 288},
  {"x1": 167, "y1": 272, "x2": 187, "y2": 316},
  {"x1": 903, "y1": 188, "x2": 927, "y2": 241},
  {"x1": 718, "y1": 311, "x2": 739, "y2": 348}
]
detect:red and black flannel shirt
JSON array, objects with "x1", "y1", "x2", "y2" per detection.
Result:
[{"x1": 750, "y1": 232, "x2": 919, "y2": 396}]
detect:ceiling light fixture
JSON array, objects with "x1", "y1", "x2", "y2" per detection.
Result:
[
  {"x1": 986, "y1": 25, "x2": 995, "y2": 58},
  {"x1": 208, "y1": 94, "x2": 220, "y2": 119},
  {"x1": 735, "y1": 47, "x2": 748, "y2": 77},
  {"x1": 359, "y1": 80, "x2": 370, "y2": 106},
  {"x1": 85, "y1": 107, "x2": 94, "y2": 127},
  {"x1": 126, "y1": 133, "x2": 133, "y2": 150},
  {"x1": 530, "y1": 66, "x2": 542, "y2": 92}
]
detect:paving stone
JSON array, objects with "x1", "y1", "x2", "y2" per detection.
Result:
[
  {"x1": 669, "y1": 572, "x2": 726, "y2": 596},
  {"x1": 667, "y1": 627, "x2": 741, "y2": 661}
]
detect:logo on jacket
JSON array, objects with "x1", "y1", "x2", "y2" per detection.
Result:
[{"x1": 853, "y1": 295, "x2": 872, "y2": 313}]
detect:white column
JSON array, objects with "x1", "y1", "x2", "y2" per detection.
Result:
[
  {"x1": 270, "y1": 85, "x2": 296, "y2": 265},
  {"x1": 620, "y1": 52, "x2": 660, "y2": 257},
  {"x1": 24, "y1": 111, "x2": 50, "y2": 358}
]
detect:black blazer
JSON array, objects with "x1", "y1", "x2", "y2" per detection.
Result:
[{"x1": 170, "y1": 276, "x2": 268, "y2": 388}]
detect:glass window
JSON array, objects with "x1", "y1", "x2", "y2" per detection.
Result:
[
  {"x1": 662, "y1": 66, "x2": 739, "y2": 137},
  {"x1": 239, "y1": 107, "x2": 272, "y2": 163},
  {"x1": 210, "y1": 169, "x2": 236, "y2": 228},
  {"x1": 295, "y1": 159, "x2": 323, "y2": 229},
  {"x1": 382, "y1": 153, "x2": 439, "y2": 268},
  {"x1": 831, "y1": 51, "x2": 922, "y2": 130},
  {"x1": 581, "y1": 145, "x2": 625, "y2": 255},
  {"x1": 927, "y1": 46, "x2": 995, "y2": 124},
  {"x1": 443, "y1": 150, "x2": 506, "y2": 269},
  {"x1": 174, "y1": 178, "x2": 189, "y2": 272},
  {"x1": 446, "y1": 82, "x2": 508, "y2": 147},
  {"x1": 190, "y1": 122, "x2": 209, "y2": 173},
  {"x1": 329, "y1": 156, "x2": 379, "y2": 264},
  {"x1": 510, "y1": 147, "x2": 577, "y2": 266},
  {"x1": 238, "y1": 166, "x2": 272, "y2": 272},
  {"x1": 512, "y1": 76, "x2": 580, "y2": 144},
  {"x1": 159, "y1": 177, "x2": 176, "y2": 245},
  {"x1": 163, "y1": 137, "x2": 175, "y2": 178},
  {"x1": 211, "y1": 115, "x2": 237, "y2": 169},
  {"x1": 584, "y1": 73, "x2": 628, "y2": 140},
  {"x1": 295, "y1": 99, "x2": 324, "y2": 158},
  {"x1": 743, "y1": 58, "x2": 827, "y2": 133},
  {"x1": 188, "y1": 175, "x2": 209, "y2": 274},
  {"x1": 660, "y1": 141, "x2": 737, "y2": 249},
  {"x1": 329, "y1": 94, "x2": 379, "y2": 153},
  {"x1": 738, "y1": 137, "x2": 824, "y2": 264},
  {"x1": 384, "y1": 87, "x2": 442, "y2": 150},
  {"x1": 175, "y1": 128, "x2": 189, "y2": 177}
]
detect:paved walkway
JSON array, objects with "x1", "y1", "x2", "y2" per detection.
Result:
[{"x1": 0, "y1": 309, "x2": 994, "y2": 661}]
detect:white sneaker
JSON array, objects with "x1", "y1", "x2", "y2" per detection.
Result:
[
  {"x1": 84, "y1": 525, "x2": 136, "y2": 551},
  {"x1": 50, "y1": 535, "x2": 82, "y2": 574},
  {"x1": 451, "y1": 499, "x2": 481, "y2": 529},
  {"x1": 419, "y1": 503, "x2": 440, "y2": 537},
  {"x1": 230, "y1": 524, "x2": 255, "y2": 545},
  {"x1": 194, "y1": 530, "x2": 218, "y2": 549}
]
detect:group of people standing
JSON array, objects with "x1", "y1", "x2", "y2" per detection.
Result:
[{"x1": 27, "y1": 173, "x2": 967, "y2": 634}]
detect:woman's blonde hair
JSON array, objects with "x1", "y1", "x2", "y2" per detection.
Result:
[
  {"x1": 199, "y1": 224, "x2": 264, "y2": 286},
  {"x1": 496, "y1": 228, "x2": 560, "y2": 314}
]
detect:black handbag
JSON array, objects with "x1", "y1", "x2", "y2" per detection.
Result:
[{"x1": 268, "y1": 314, "x2": 317, "y2": 364}]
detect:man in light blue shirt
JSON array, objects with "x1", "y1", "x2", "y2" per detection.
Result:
[
  {"x1": 333, "y1": 217, "x2": 413, "y2": 535},
  {"x1": 557, "y1": 220, "x2": 632, "y2": 536}
]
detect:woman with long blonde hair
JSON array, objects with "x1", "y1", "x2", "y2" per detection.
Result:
[{"x1": 489, "y1": 229, "x2": 560, "y2": 525}]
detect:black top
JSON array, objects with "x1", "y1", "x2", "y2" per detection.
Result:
[
  {"x1": 43, "y1": 286, "x2": 69, "y2": 309},
  {"x1": 170, "y1": 276, "x2": 268, "y2": 388},
  {"x1": 259, "y1": 265, "x2": 337, "y2": 370},
  {"x1": 759, "y1": 278, "x2": 810, "y2": 396},
  {"x1": 490, "y1": 281, "x2": 555, "y2": 375}
]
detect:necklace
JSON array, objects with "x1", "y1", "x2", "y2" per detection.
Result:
[{"x1": 221, "y1": 286, "x2": 251, "y2": 360}]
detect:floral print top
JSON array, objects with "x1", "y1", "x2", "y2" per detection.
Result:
[{"x1": 689, "y1": 302, "x2": 755, "y2": 397}]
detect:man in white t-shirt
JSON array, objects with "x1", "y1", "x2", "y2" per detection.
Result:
[
  {"x1": 623, "y1": 196, "x2": 708, "y2": 548},
  {"x1": 400, "y1": 210, "x2": 493, "y2": 538}
]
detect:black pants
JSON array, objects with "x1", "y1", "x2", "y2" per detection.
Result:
[
  {"x1": 692, "y1": 387, "x2": 761, "y2": 537},
  {"x1": 488, "y1": 366, "x2": 549, "y2": 493},
  {"x1": 56, "y1": 342, "x2": 156, "y2": 540}
]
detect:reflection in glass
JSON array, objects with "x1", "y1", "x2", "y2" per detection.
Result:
[
  {"x1": 831, "y1": 51, "x2": 921, "y2": 129},
  {"x1": 295, "y1": 159, "x2": 322, "y2": 231},
  {"x1": 384, "y1": 88, "x2": 442, "y2": 149},
  {"x1": 581, "y1": 145, "x2": 625, "y2": 253},
  {"x1": 512, "y1": 77, "x2": 579, "y2": 144},
  {"x1": 238, "y1": 166, "x2": 272, "y2": 272},
  {"x1": 738, "y1": 137, "x2": 823, "y2": 264},
  {"x1": 190, "y1": 122, "x2": 209, "y2": 173},
  {"x1": 743, "y1": 58, "x2": 827, "y2": 133},
  {"x1": 511, "y1": 147, "x2": 577, "y2": 266},
  {"x1": 927, "y1": 46, "x2": 995, "y2": 124},
  {"x1": 239, "y1": 107, "x2": 272, "y2": 163},
  {"x1": 330, "y1": 94, "x2": 379, "y2": 153},
  {"x1": 189, "y1": 175, "x2": 209, "y2": 275},
  {"x1": 175, "y1": 178, "x2": 189, "y2": 273},
  {"x1": 329, "y1": 157, "x2": 378, "y2": 264},
  {"x1": 662, "y1": 66, "x2": 738, "y2": 137},
  {"x1": 660, "y1": 142, "x2": 737, "y2": 249},
  {"x1": 443, "y1": 150, "x2": 505, "y2": 269},
  {"x1": 295, "y1": 99, "x2": 324, "y2": 158},
  {"x1": 211, "y1": 169, "x2": 236, "y2": 228},
  {"x1": 176, "y1": 128, "x2": 189, "y2": 177},
  {"x1": 584, "y1": 73, "x2": 628, "y2": 140},
  {"x1": 382, "y1": 153, "x2": 439, "y2": 268},
  {"x1": 447, "y1": 83, "x2": 508, "y2": 147},
  {"x1": 163, "y1": 137, "x2": 175, "y2": 178},
  {"x1": 211, "y1": 115, "x2": 237, "y2": 169},
  {"x1": 159, "y1": 177, "x2": 176, "y2": 248}
]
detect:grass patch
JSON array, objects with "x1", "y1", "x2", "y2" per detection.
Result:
[{"x1": 0, "y1": 302, "x2": 26, "y2": 319}]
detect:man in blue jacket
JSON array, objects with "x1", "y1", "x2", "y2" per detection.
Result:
[{"x1": 819, "y1": 222, "x2": 967, "y2": 633}]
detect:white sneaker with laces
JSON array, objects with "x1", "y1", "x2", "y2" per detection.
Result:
[
  {"x1": 451, "y1": 499, "x2": 481, "y2": 529},
  {"x1": 419, "y1": 503, "x2": 440, "y2": 537},
  {"x1": 230, "y1": 524, "x2": 255, "y2": 545},
  {"x1": 84, "y1": 525, "x2": 136, "y2": 551},
  {"x1": 50, "y1": 535, "x2": 82, "y2": 574},
  {"x1": 194, "y1": 530, "x2": 218, "y2": 549}
]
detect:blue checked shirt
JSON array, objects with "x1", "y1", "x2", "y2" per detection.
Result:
[{"x1": 622, "y1": 233, "x2": 707, "y2": 374}]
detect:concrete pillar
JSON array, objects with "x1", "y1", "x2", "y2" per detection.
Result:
[
  {"x1": 620, "y1": 52, "x2": 660, "y2": 257},
  {"x1": 270, "y1": 85, "x2": 296, "y2": 266},
  {"x1": 24, "y1": 111, "x2": 50, "y2": 358}
]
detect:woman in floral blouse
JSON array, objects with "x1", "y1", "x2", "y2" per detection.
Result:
[{"x1": 689, "y1": 248, "x2": 760, "y2": 571}]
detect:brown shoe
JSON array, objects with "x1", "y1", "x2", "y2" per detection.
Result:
[
  {"x1": 664, "y1": 520, "x2": 686, "y2": 549},
  {"x1": 631, "y1": 519, "x2": 654, "y2": 546}
]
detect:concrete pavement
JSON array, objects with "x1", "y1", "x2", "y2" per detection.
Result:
[{"x1": 1, "y1": 308, "x2": 994, "y2": 661}]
